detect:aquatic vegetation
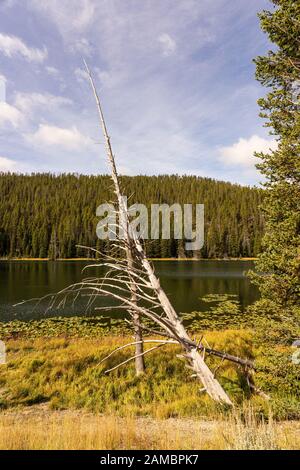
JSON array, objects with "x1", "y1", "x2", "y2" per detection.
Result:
[
  {"x1": 181, "y1": 294, "x2": 260, "y2": 330},
  {"x1": 0, "y1": 316, "x2": 130, "y2": 340}
]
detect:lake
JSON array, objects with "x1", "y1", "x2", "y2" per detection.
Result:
[{"x1": 0, "y1": 260, "x2": 259, "y2": 322}]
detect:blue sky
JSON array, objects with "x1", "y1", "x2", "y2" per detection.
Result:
[{"x1": 0, "y1": 0, "x2": 277, "y2": 185}]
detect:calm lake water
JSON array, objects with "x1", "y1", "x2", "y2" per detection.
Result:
[{"x1": 0, "y1": 260, "x2": 259, "y2": 322}]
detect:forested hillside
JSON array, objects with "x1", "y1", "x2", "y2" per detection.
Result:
[{"x1": 0, "y1": 173, "x2": 264, "y2": 259}]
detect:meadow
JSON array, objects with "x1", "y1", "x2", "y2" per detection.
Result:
[
  {"x1": 0, "y1": 294, "x2": 299, "y2": 450},
  {"x1": 0, "y1": 313, "x2": 298, "y2": 449}
]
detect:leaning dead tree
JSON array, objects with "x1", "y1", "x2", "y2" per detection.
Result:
[
  {"x1": 82, "y1": 62, "x2": 235, "y2": 405},
  {"x1": 83, "y1": 61, "x2": 145, "y2": 375},
  {"x1": 16, "y1": 64, "x2": 257, "y2": 405}
]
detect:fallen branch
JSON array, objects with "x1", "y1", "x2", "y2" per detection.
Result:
[
  {"x1": 104, "y1": 343, "x2": 168, "y2": 374},
  {"x1": 98, "y1": 339, "x2": 176, "y2": 366},
  {"x1": 98, "y1": 337, "x2": 254, "y2": 370}
]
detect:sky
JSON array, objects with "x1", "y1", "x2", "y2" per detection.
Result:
[{"x1": 0, "y1": 0, "x2": 277, "y2": 186}]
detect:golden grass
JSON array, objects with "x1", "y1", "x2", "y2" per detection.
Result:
[
  {"x1": 1, "y1": 330, "x2": 299, "y2": 421},
  {"x1": 0, "y1": 331, "x2": 299, "y2": 450},
  {"x1": 0, "y1": 331, "x2": 255, "y2": 417},
  {"x1": 0, "y1": 406, "x2": 299, "y2": 450}
]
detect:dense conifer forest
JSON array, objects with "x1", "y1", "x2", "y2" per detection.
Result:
[{"x1": 0, "y1": 173, "x2": 264, "y2": 259}]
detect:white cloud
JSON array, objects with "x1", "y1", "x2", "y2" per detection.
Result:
[
  {"x1": 46, "y1": 66, "x2": 60, "y2": 77},
  {"x1": 0, "y1": 102, "x2": 23, "y2": 128},
  {"x1": 14, "y1": 92, "x2": 72, "y2": 114},
  {"x1": 75, "y1": 64, "x2": 125, "y2": 89},
  {"x1": 74, "y1": 67, "x2": 89, "y2": 83},
  {"x1": 0, "y1": 33, "x2": 47, "y2": 62},
  {"x1": 96, "y1": 70, "x2": 111, "y2": 87},
  {"x1": 0, "y1": 156, "x2": 17, "y2": 171},
  {"x1": 71, "y1": 38, "x2": 93, "y2": 56},
  {"x1": 29, "y1": 0, "x2": 95, "y2": 34},
  {"x1": 25, "y1": 124, "x2": 93, "y2": 151},
  {"x1": 219, "y1": 135, "x2": 277, "y2": 168},
  {"x1": 158, "y1": 33, "x2": 177, "y2": 57},
  {"x1": 95, "y1": 68, "x2": 126, "y2": 89},
  {"x1": 2, "y1": 0, "x2": 268, "y2": 182}
]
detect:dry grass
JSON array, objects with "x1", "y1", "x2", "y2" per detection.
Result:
[
  {"x1": 0, "y1": 405, "x2": 299, "y2": 450},
  {"x1": 0, "y1": 332, "x2": 255, "y2": 418},
  {"x1": 216, "y1": 407, "x2": 300, "y2": 450},
  {"x1": 0, "y1": 332, "x2": 299, "y2": 449}
]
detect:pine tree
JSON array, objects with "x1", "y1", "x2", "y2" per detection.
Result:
[
  {"x1": 251, "y1": 0, "x2": 300, "y2": 306},
  {"x1": 0, "y1": 173, "x2": 264, "y2": 260},
  {"x1": 48, "y1": 227, "x2": 59, "y2": 260}
]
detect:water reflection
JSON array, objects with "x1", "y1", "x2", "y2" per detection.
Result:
[{"x1": 0, "y1": 260, "x2": 259, "y2": 322}]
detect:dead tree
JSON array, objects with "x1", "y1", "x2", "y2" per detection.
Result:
[
  {"x1": 83, "y1": 62, "x2": 233, "y2": 405},
  {"x1": 16, "y1": 66, "x2": 259, "y2": 405},
  {"x1": 84, "y1": 61, "x2": 145, "y2": 376}
]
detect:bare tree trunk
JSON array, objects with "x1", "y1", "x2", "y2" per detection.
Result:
[
  {"x1": 130, "y1": 247, "x2": 232, "y2": 404},
  {"x1": 127, "y1": 246, "x2": 145, "y2": 374},
  {"x1": 84, "y1": 61, "x2": 232, "y2": 404},
  {"x1": 85, "y1": 61, "x2": 145, "y2": 376},
  {"x1": 132, "y1": 308, "x2": 145, "y2": 373}
]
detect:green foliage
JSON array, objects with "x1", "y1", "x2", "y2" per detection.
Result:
[
  {"x1": 247, "y1": 299, "x2": 300, "y2": 419},
  {"x1": 0, "y1": 173, "x2": 264, "y2": 259},
  {"x1": 202, "y1": 294, "x2": 242, "y2": 314},
  {"x1": 247, "y1": 299, "x2": 300, "y2": 346},
  {"x1": 181, "y1": 294, "x2": 258, "y2": 330},
  {"x1": 250, "y1": 0, "x2": 300, "y2": 306},
  {"x1": 0, "y1": 316, "x2": 130, "y2": 340}
]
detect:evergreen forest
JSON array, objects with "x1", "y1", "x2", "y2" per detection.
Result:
[{"x1": 0, "y1": 173, "x2": 264, "y2": 259}]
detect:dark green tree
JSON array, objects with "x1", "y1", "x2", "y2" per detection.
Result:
[
  {"x1": 0, "y1": 173, "x2": 264, "y2": 260},
  {"x1": 251, "y1": 0, "x2": 300, "y2": 306}
]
